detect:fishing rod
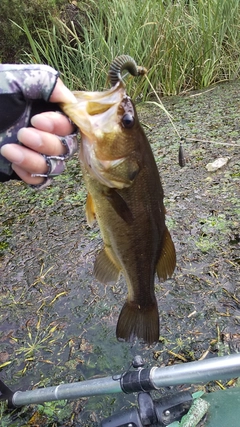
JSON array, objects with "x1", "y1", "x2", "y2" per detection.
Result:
[{"x1": 1, "y1": 353, "x2": 240, "y2": 426}]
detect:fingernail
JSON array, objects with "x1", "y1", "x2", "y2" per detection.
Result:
[
  {"x1": 18, "y1": 128, "x2": 43, "y2": 147},
  {"x1": 30, "y1": 115, "x2": 54, "y2": 133},
  {"x1": 0, "y1": 144, "x2": 24, "y2": 165}
]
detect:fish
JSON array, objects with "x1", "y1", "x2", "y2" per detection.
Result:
[{"x1": 61, "y1": 55, "x2": 176, "y2": 344}]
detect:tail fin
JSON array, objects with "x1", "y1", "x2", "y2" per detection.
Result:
[{"x1": 116, "y1": 300, "x2": 159, "y2": 345}]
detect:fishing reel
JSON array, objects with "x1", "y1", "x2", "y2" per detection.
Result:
[{"x1": 101, "y1": 356, "x2": 192, "y2": 427}]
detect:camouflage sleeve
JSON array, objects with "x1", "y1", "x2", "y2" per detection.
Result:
[
  {"x1": 0, "y1": 64, "x2": 59, "y2": 177},
  {"x1": 0, "y1": 64, "x2": 59, "y2": 100}
]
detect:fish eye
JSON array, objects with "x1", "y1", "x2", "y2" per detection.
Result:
[{"x1": 121, "y1": 113, "x2": 135, "y2": 129}]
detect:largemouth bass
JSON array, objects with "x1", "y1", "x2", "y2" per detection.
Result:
[{"x1": 61, "y1": 55, "x2": 176, "y2": 344}]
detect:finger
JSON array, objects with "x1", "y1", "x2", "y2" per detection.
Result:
[
  {"x1": 17, "y1": 127, "x2": 67, "y2": 156},
  {"x1": 49, "y1": 78, "x2": 77, "y2": 104},
  {"x1": 30, "y1": 111, "x2": 75, "y2": 135},
  {"x1": 11, "y1": 164, "x2": 45, "y2": 185},
  {"x1": 1, "y1": 144, "x2": 48, "y2": 175}
]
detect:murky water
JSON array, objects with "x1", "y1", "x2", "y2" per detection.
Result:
[{"x1": 0, "y1": 81, "x2": 239, "y2": 426}]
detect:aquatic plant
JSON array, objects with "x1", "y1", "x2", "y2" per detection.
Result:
[{"x1": 11, "y1": 0, "x2": 240, "y2": 97}]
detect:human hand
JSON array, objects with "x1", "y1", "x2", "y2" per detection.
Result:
[
  {"x1": 1, "y1": 100, "x2": 76, "y2": 187},
  {"x1": 0, "y1": 65, "x2": 78, "y2": 187}
]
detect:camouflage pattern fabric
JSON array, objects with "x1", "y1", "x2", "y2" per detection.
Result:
[{"x1": 0, "y1": 64, "x2": 59, "y2": 176}]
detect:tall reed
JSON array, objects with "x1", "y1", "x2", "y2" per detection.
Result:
[{"x1": 18, "y1": 0, "x2": 240, "y2": 98}]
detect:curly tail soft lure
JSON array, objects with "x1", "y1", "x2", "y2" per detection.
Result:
[{"x1": 108, "y1": 54, "x2": 147, "y2": 87}]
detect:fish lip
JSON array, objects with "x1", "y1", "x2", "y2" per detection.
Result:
[
  {"x1": 61, "y1": 81, "x2": 135, "y2": 188},
  {"x1": 62, "y1": 81, "x2": 126, "y2": 137},
  {"x1": 72, "y1": 81, "x2": 125, "y2": 108}
]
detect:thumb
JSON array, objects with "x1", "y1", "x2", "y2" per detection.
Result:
[{"x1": 50, "y1": 78, "x2": 77, "y2": 103}]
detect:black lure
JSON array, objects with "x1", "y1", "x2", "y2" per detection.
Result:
[{"x1": 179, "y1": 138, "x2": 186, "y2": 167}]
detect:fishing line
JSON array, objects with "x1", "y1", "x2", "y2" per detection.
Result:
[
  {"x1": 122, "y1": 69, "x2": 185, "y2": 166},
  {"x1": 142, "y1": 75, "x2": 240, "y2": 166},
  {"x1": 144, "y1": 75, "x2": 186, "y2": 167},
  {"x1": 185, "y1": 137, "x2": 240, "y2": 147},
  {"x1": 123, "y1": 64, "x2": 240, "y2": 167},
  {"x1": 144, "y1": 75, "x2": 182, "y2": 140}
]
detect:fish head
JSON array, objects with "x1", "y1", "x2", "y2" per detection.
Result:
[{"x1": 60, "y1": 82, "x2": 143, "y2": 188}]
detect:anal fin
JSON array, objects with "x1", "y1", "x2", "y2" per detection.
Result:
[
  {"x1": 94, "y1": 247, "x2": 120, "y2": 284},
  {"x1": 156, "y1": 227, "x2": 176, "y2": 281}
]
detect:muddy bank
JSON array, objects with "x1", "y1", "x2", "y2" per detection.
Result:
[{"x1": 0, "y1": 81, "x2": 239, "y2": 426}]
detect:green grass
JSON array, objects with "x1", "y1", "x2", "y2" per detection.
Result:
[{"x1": 13, "y1": 0, "x2": 240, "y2": 98}]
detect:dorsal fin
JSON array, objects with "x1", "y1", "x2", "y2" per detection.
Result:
[{"x1": 156, "y1": 227, "x2": 176, "y2": 281}]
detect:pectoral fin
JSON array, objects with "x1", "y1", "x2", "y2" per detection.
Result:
[
  {"x1": 86, "y1": 193, "x2": 96, "y2": 227},
  {"x1": 94, "y1": 247, "x2": 120, "y2": 284},
  {"x1": 104, "y1": 189, "x2": 134, "y2": 224},
  {"x1": 156, "y1": 227, "x2": 176, "y2": 281}
]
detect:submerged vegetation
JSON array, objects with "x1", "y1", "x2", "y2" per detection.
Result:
[
  {"x1": 1, "y1": 0, "x2": 240, "y2": 96},
  {"x1": 0, "y1": 78, "x2": 239, "y2": 425},
  {"x1": 0, "y1": 0, "x2": 240, "y2": 425}
]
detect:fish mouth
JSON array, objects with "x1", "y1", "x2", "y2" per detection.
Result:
[
  {"x1": 61, "y1": 54, "x2": 146, "y2": 138},
  {"x1": 61, "y1": 81, "x2": 126, "y2": 138},
  {"x1": 61, "y1": 81, "x2": 132, "y2": 188}
]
